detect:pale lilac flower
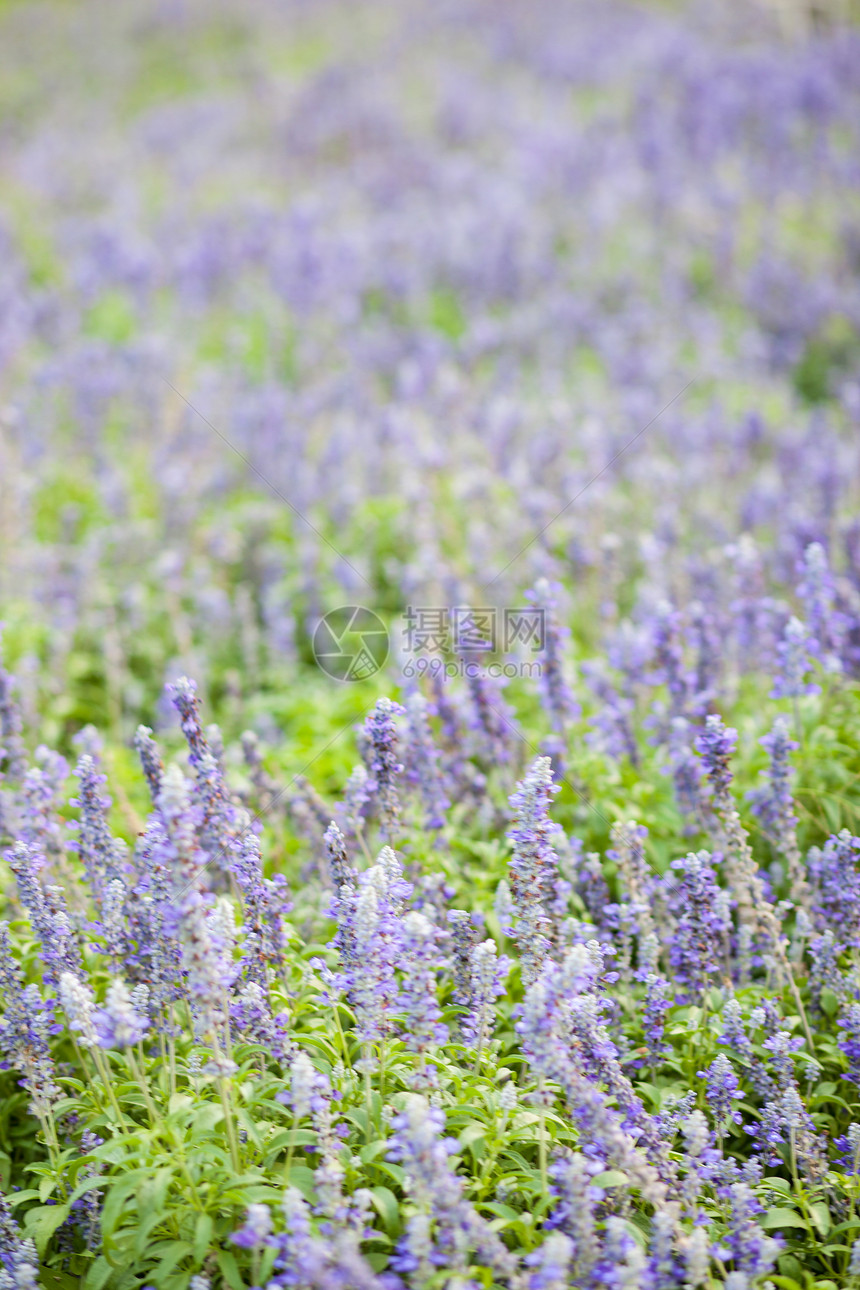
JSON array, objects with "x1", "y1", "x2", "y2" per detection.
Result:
[
  {"x1": 94, "y1": 979, "x2": 149, "y2": 1049},
  {"x1": 402, "y1": 692, "x2": 449, "y2": 829},
  {"x1": 506, "y1": 756, "x2": 564, "y2": 983},
  {"x1": 771, "y1": 616, "x2": 818, "y2": 699},
  {"x1": 59, "y1": 971, "x2": 98, "y2": 1048},
  {"x1": 230, "y1": 1202, "x2": 272, "y2": 1249},
  {"x1": 462, "y1": 938, "x2": 509, "y2": 1054},
  {"x1": 400, "y1": 911, "x2": 447, "y2": 1079},
  {"x1": 525, "y1": 1231, "x2": 573, "y2": 1290}
]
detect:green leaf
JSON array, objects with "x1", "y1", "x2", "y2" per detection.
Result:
[
  {"x1": 360, "y1": 1140, "x2": 389, "y2": 1165},
  {"x1": 101, "y1": 1170, "x2": 148, "y2": 1241},
  {"x1": 217, "y1": 1251, "x2": 245, "y2": 1290},
  {"x1": 193, "y1": 1212, "x2": 214, "y2": 1264},
  {"x1": 809, "y1": 1202, "x2": 831, "y2": 1237},
  {"x1": 458, "y1": 1123, "x2": 486, "y2": 1148},
  {"x1": 762, "y1": 1207, "x2": 809, "y2": 1231},
  {"x1": 370, "y1": 1186, "x2": 400, "y2": 1237},
  {"x1": 23, "y1": 1203, "x2": 71, "y2": 1258},
  {"x1": 589, "y1": 1170, "x2": 629, "y2": 1189},
  {"x1": 84, "y1": 1257, "x2": 113, "y2": 1290},
  {"x1": 820, "y1": 987, "x2": 840, "y2": 1018},
  {"x1": 151, "y1": 1240, "x2": 193, "y2": 1281}
]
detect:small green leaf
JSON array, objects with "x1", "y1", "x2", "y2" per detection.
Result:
[
  {"x1": 589, "y1": 1170, "x2": 629, "y2": 1189},
  {"x1": 217, "y1": 1251, "x2": 245, "y2": 1290},
  {"x1": 194, "y1": 1213, "x2": 214, "y2": 1263},
  {"x1": 23, "y1": 1202, "x2": 71, "y2": 1258},
  {"x1": 809, "y1": 1202, "x2": 831, "y2": 1237},
  {"x1": 360, "y1": 1140, "x2": 389, "y2": 1165},
  {"x1": 762, "y1": 1207, "x2": 809, "y2": 1231},
  {"x1": 820, "y1": 987, "x2": 840, "y2": 1018},
  {"x1": 370, "y1": 1186, "x2": 400, "y2": 1237}
]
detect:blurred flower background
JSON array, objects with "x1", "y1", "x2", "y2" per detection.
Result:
[
  {"x1": 1, "y1": 0, "x2": 860, "y2": 1287},
  {"x1": 0, "y1": 0, "x2": 857, "y2": 749}
]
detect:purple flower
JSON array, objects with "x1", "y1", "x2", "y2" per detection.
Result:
[
  {"x1": 718, "y1": 1183, "x2": 780, "y2": 1281},
  {"x1": 0, "y1": 923, "x2": 60, "y2": 1119},
  {"x1": 642, "y1": 973, "x2": 672, "y2": 1068},
  {"x1": 447, "y1": 908, "x2": 480, "y2": 1011},
  {"x1": 157, "y1": 765, "x2": 232, "y2": 1043},
  {"x1": 526, "y1": 578, "x2": 578, "y2": 735},
  {"x1": 399, "y1": 911, "x2": 447, "y2": 1081},
  {"x1": 0, "y1": 1189, "x2": 39, "y2": 1289},
  {"x1": 525, "y1": 1231, "x2": 573, "y2": 1290},
  {"x1": 582, "y1": 659, "x2": 639, "y2": 767},
  {"x1": 342, "y1": 860, "x2": 403, "y2": 1051},
  {"x1": 0, "y1": 644, "x2": 26, "y2": 786},
  {"x1": 648, "y1": 600, "x2": 694, "y2": 726},
  {"x1": 402, "y1": 692, "x2": 449, "y2": 830},
  {"x1": 808, "y1": 930, "x2": 846, "y2": 1011},
  {"x1": 230, "y1": 1202, "x2": 272, "y2": 1249},
  {"x1": 362, "y1": 698, "x2": 404, "y2": 840},
  {"x1": 746, "y1": 717, "x2": 801, "y2": 881},
  {"x1": 17, "y1": 749, "x2": 69, "y2": 861},
  {"x1": 465, "y1": 670, "x2": 516, "y2": 768},
  {"x1": 771, "y1": 615, "x2": 818, "y2": 699},
  {"x1": 59, "y1": 971, "x2": 98, "y2": 1048},
  {"x1": 133, "y1": 725, "x2": 163, "y2": 806},
  {"x1": 169, "y1": 678, "x2": 241, "y2": 872},
  {"x1": 667, "y1": 850, "x2": 730, "y2": 1003},
  {"x1": 93, "y1": 979, "x2": 149, "y2": 1049},
  {"x1": 388, "y1": 1094, "x2": 516, "y2": 1283},
  {"x1": 839, "y1": 1003, "x2": 860, "y2": 1086},
  {"x1": 544, "y1": 1154, "x2": 601, "y2": 1277},
  {"x1": 461, "y1": 938, "x2": 510, "y2": 1054},
  {"x1": 666, "y1": 717, "x2": 707, "y2": 832},
  {"x1": 232, "y1": 829, "x2": 290, "y2": 986},
  {"x1": 797, "y1": 541, "x2": 842, "y2": 673},
  {"x1": 68, "y1": 753, "x2": 126, "y2": 910},
  {"x1": 506, "y1": 756, "x2": 564, "y2": 984},
  {"x1": 337, "y1": 764, "x2": 372, "y2": 842},
  {"x1": 5, "y1": 841, "x2": 83, "y2": 988},
  {"x1": 809, "y1": 830, "x2": 860, "y2": 950},
  {"x1": 699, "y1": 1054, "x2": 742, "y2": 1137},
  {"x1": 324, "y1": 821, "x2": 356, "y2": 896},
  {"x1": 695, "y1": 715, "x2": 737, "y2": 809}
]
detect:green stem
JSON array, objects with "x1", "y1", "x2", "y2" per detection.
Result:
[
  {"x1": 218, "y1": 1076, "x2": 241, "y2": 1172},
  {"x1": 93, "y1": 1048, "x2": 128, "y2": 1132},
  {"x1": 364, "y1": 1055, "x2": 373, "y2": 1145},
  {"x1": 212, "y1": 1034, "x2": 241, "y2": 1172},
  {"x1": 284, "y1": 1114, "x2": 298, "y2": 1184},
  {"x1": 128, "y1": 1051, "x2": 159, "y2": 1126}
]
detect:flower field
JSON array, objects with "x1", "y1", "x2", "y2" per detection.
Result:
[{"x1": 1, "y1": 1, "x2": 860, "y2": 1287}]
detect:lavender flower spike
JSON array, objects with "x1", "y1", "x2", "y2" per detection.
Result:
[
  {"x1": 402, "y1": 691, "x2": 449, "y2": 830},
  {"x1": 507, "y1": 756, "x2": 564, "y2": 983},
  {"x1": 747, "y1": 716, "x2": 806, "y2": 902},
  {"x1": 526, "y1": 1231, "x2": 574, "y2": 1290},
  {"x1": 363, "y1": 698, "x2": 405, "y2": 840},
  {"x1": 463, "y1": 939, "x2": 510, "y2": 1055},
  {"x1": 94, "y1": 980, "x2": 149, "y2": 1049},
  {"x1": 59, "y1": 972, "x2": 98, "y2": 1048},
  {"x1": 527, "y1": 578, "x2": 578, "y2": 736},
  {"x1": 133, "y1": 725, "x2": 164, "y2": 805},
  {"x1": 400, "y1": 911, "x2": 447, "y2": 1082}
]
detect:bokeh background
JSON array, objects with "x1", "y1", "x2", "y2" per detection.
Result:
[{"x1": 0, "y1": 0, "x2": 858, "y2": 781}]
